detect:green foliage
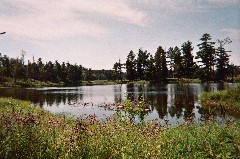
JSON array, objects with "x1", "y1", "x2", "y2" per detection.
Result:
[
  {"x1": 167, "y1": 46, "x2": 183, "y2": 79},
  {"x1": 116, "y1": 97, "x2": 149, "y2": 123},
  {"x1": 154, "y1": 46, "x2": 168, "y2": 82},
  {"x1": 200, "y1": 85, "x2": 240, "y2": 116},
  {"x1": 0, "y1": 55, "x2": 83, "y2": 86},
  {"x1": 85, "y1": 80, "x2": 116, "y2": 85},
  {"x1": 1, "y1": 98, "x2": 240, "y2": 158},
  {"x1": 181, "y1": 41, "x2": 196, "y2": 79},
  {"x1": 215, "y1": 38, "x2": 232, "y2": 81},
  {"x1": 0, "y1": 78, "x2": 65, "y2": 87},
  {"x1": 126, "y1": 50, "x2": 137, "y2": 81},
  {"x1": 137, "y1": 49, "x2": 149, "y2": 80},
  {"x1": 196, "y1": 33, "x2": 216, "y2": 82},
  {"x1": 1, "y1": 33, "x2": 240, "y2": 87},
  {"x1": 145, "y1": 54, "x2": 155, "y2": 81},
  {"x1": 122, "y1": 34, "x2": 240, "y2": 83},
  {"x1": 113, "y1": 59, "x2": 124, "y2": 81}
]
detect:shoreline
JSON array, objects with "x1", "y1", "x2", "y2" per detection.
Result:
[{"x1": 2, "y1": 78, "x2": 239, "y2": 88}]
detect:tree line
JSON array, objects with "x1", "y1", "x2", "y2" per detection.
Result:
[
  {"x1": 0, "y1": 53, "x2": 118, "y2": 85},
  {"x1": 1, "y1": 33, "x2": 239, "y2": 85},
  {"x1": 0, "y1": 54, "x2": 82, "y2": 84},
  {"x1": 113, "y1": 33, "x2": 240, "y2": 82}
]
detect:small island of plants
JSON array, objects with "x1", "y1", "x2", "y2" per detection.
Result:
[{"x1": 200, "y1": 85, "x2": 240, "y2": 118}]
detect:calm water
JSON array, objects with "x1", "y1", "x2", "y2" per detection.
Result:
[{"x1": 0, "y1": 83, "x2": 238, "y2": 124}]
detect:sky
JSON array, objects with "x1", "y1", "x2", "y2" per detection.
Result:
[{"x1": 0, "y1": 0, "x2": 239, "y2": 69}]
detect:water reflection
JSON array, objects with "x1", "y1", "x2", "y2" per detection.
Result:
[{"x1": 0, "y1": 83, "x2": 238, "y2": 122}]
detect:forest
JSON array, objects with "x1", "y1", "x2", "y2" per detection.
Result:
[
  {"x1": 113, "y1": 33, "x2": 240, "y2": 83},
  {"x1": 0, "y1": 33, "x2": 240, "y2": 86}
]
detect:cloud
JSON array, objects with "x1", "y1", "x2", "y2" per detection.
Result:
[
  {"x1": 0, "y1": 0, "x2": 147, "y2": 41},
  {"x1": 72, "y1": 0, "x2": 147, "y2": 26},
  {"x1": 0, "y1": 15, "x2": 108, "y2": 41}
]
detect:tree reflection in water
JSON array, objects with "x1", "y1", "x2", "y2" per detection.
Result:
[{"x1": 0, "y1": 83, "x2": 238, "y2": 122}]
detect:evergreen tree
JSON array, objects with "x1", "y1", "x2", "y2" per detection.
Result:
[
  {"x1": 11, "y1": 58, "x2": 20, "y2": 83},
  {"x1": 0, "y1": 53, "x2": 84, "y2": 84},
  {"x1": 59, "y1": 62, "x2": 66, "y2": 82},
  {"x1": 215, "y1": 37, "x2": 232, "y2": 81},
  {"x1": 113, "y1": 59, "x2": 125, "y2": 81},
  {"x1": 44, "y1": 61, "x2": 54, "y2": 82},
  {"x1": 68, "y1": 64, "x2": 82, "y2": 84},
  {"x1": 37, "y1": 58, "x2": 45, "y2": 81},
  {"x1": 9, "y1": 56, "x2": 26, "y2": 83},
  {"x1": 20, "y1": 51, "x2": 28, "y2": 80},
  {"x1": 228, "y1": 64, "x2": 240, "y2": 82},
  {"x1": 145, "y1": 54, "x2": 155, "y2": 81},
  {"x1": 30, "y1": 61, "x2": 40, "y2": 80},
  {"x1": 167, "y1": 46, "x2": 183, "y2": 79},
  {"x1": 86, "y1": 68, "x2": 93, "y2": 82},
  {"x1": 167, "y1": 47, "x2": 175, "y2": 78},
  {"x1": 126, "y1": 50, "x2": 137, "y2": 81},
  {"x1": 1, "y1": 55, "x2": 11, "y2": 77},
  {"x1": 137, "y1": 49, "x2": 149, "y2": 80},
  {"x1": 196, "y1": 33, "x2": 216, "y2": 82},
  {"x1": 181, "y1": 41, "x2": 195, "y2": 78},
  {"x1": 54, "y1": 60, "x2": 62, "y2": 82},
  {"x1": 154, "y1": 46, "x2": 168, "y2": 82}
]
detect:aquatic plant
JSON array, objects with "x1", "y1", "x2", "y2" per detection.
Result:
[{"x1": 200, "y1": 85, "x2": 240, "y2": 118}]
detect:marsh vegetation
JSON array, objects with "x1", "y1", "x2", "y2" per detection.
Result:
[{"x1": 0, "y1": 98, "x2": 240, "y2": 158}]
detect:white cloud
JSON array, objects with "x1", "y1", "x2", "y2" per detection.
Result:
[
  {"x1": 0, "y1": 0, "x2": 147, "y2": 41},
  {"x1": 72, "y1": 0, "x2": 147, "y2": 26}
]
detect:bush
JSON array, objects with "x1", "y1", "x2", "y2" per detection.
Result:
[{"x1": 200, "y1": 85, "x2": 240, "y2": 111}]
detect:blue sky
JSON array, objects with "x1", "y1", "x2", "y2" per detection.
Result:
[{"x1": 0, "y1": 0, "x2": 239, "y2": 69}]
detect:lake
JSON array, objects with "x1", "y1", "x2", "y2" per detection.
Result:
[{"x1": 0, "y1": 83, "x2": 238, "y2": 124}]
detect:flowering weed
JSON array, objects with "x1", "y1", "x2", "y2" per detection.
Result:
[{"x1": 0, "y1": 98, "x2": 239, "y2": 158}]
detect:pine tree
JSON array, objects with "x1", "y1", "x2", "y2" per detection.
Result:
[
  {"x1": 167, "y1": 46, "x2": 183, "y2": 79},
  {"x1": 113, "y1": 59, "x2": 124, "y2": 81},
  {"x1": 154, "y1": 46, "x2": 168, "y2": 82},
  {"x1": 167, "y1": 47, "x2": 175, "y2": 78},
  {"x1": 196, "y1": 33, "x2": 216, "y2": 82},
  {"x1": 126, "y1": 50, "x2": 137, "y2": 81},
  {"x1": 145, "y1": 54, "x2": 155, "y2": 81},
  {"x1": 182, "y1": 41, "x2": 195, "y2": 78},
  {"x1": 137, "y1": 49, "x2": 149, "y2": 80},
  {"x1": 215, "y1": 37, "x2": 232, "y2": 81}
]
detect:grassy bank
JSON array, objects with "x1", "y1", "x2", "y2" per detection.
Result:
[
  {"x1": 0, "y1": 78, "x2": 65, "y2": 88},
  {"x1": 0, "y1": 78, "x2": 203, "y2": 88},
  {"x1": 200, "y1": 85, "x2": 240, "y2": 117},
  {"x1": 1, "y1": 98, "x2": 240, "y2": 158}
]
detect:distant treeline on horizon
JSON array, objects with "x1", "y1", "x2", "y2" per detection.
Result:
[{"x1": 0, "y1": 33, "x2": 240, "y2": 84}]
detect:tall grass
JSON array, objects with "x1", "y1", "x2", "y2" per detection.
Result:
[
  {"x1": 0, "y1": 78, "x2": 65, "y2": 87},
  {"x1": 0, "y1": 98, "x2": 240, "y2": 158},
  {"x1": 200, "y1": 85, "x2": 240, "y2": 116}
]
